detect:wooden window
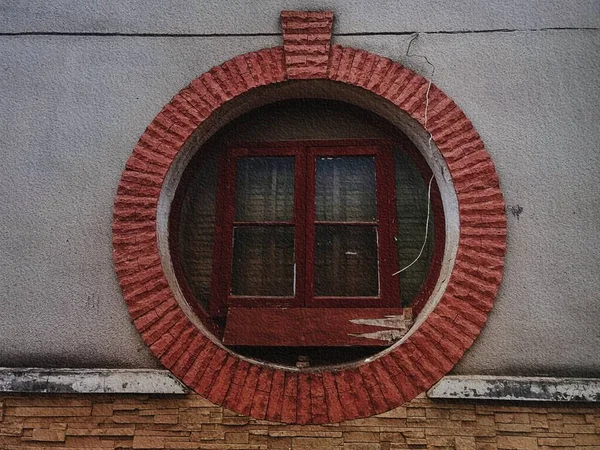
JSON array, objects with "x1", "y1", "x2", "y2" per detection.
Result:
[{"x1": 209, "y1": 141, "x2": 400, "y2": 317}]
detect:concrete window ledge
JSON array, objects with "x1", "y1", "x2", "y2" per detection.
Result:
[
  {"x1": 428, "y1": 375, "x2": 600, "y2": 402},
  {"x1": 0, "y1": 368, "x2": 189, "y2": 394}
]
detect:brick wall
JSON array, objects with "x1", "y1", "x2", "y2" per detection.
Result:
[{"x1": 1, "y1": 393, "x2": 598, "y2": 449}]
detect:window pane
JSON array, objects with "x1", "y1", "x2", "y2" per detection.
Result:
[
  {"x1": 231, "y1": 226, "x2": 295, "y2": 296},
  {"x1": 235, "y1": 157, "x2": 294, "y2": 222},
  {"x1": 177, "y1": 152, "x2": 219, "y2": 311},
  {"x1": 394, "y1": 151, "x2": 435, "y2": 306},
  {"x1": 316, "y1": 156, "x2": 377, "y2": 222},
  {"x1": 314, "y1": 226, "x2": 379, "y2": 297}
]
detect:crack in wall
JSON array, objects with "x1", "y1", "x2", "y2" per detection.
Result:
[{"x1": 0, "y1": 26, "x2": 597, "y2": 38}]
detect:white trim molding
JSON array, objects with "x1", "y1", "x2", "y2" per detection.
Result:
[
  {"x1": 0, "y1": 368, "x2": 189, "y2": 394},
  {"x1": 428, "y1": 375, "x2": 600, "y2": 402}
]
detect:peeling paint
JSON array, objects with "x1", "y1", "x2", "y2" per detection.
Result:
[
  {"x1": 349, "y1": 328, "x2": 411, "y2": 344},
  {"x1": 349, "y1": 313, "x2": 413, "y2": 344}
]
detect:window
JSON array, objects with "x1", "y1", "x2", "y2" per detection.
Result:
[
  {"x1": 209, "y1": 142, "x2": 400, "y2": 317},
  {"x1": 172, "y1": 133, "x2": 444, "y2": 353}
]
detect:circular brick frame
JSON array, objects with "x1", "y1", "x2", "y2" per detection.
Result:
[{"x1": 113, "y1": 40, "x2": 506, "y2": 422}]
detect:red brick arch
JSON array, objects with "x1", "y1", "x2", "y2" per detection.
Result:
[{"x1": 113, "y1": 11, "x2": 505, "y2": 423}]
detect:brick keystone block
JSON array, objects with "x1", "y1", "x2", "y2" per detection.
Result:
[{"x1": 281, "y1": 10, "x2": 333, "y2": 80}]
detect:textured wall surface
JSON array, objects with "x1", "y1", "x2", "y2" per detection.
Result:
[
  {"x1": 0, "y1": 2, "x2": 599, "y2": 375},
  {"x1": 0, "y1": 393, "x2": 599, "y2": 449}
]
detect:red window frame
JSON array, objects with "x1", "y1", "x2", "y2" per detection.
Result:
[{"x1": 209, "y1": 140, "x2": 400, "y2": 317}]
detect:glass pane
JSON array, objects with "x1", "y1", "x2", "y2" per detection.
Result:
[
  {"x1": 316, "y1": 156, "x2": 377, "y2": 222},
  {"x1": 235, "y1": 157, "x2": 294, "y2": 222},
  {"x1": 314, "y1": 226, "x2": 379, "y2": 297},
  {"x1": 394, "y1": 151, "x2": 435, "y2": 306},
  {"x1": 177, "y1": 152, "x2": 219, "y2": 311},
  {"x1": 231, "y1": 226, "x2": 295, "y2": 296}
]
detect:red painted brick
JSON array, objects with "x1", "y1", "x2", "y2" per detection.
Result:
[
  {"x1": 160, "y1": 325, "x2": 197, "y2": 369},
  {"x1": 384, "y1": 68, "x2": 414, "y2": 101},
  {"x1": 188, "y1": 77, "x2": 220, "y2": 110},
  {"x1": 408, "y1": 331, "x2": 454, "y2": 374},
  {"x1": 197, "y1": 348, "x2": 229, "y2": 395},
  {"x1": 322, "y1": 372, "x2": 344, "y2": 423},
  {"x1": 201, "y1": 71, "x2": 231, "y2": 103},
  {"x1": 178, "y1": 87, "x2": 212, "y2": 118},
  {"x1": 124, "y1": 282, "x2": 169, "y2": 310},
  {"x1": 358, "y1": 365, "x2": 389, "y2": 414},
  {"x1": 254, "y1": 49, "x2": 275, "y2": 84},
  {"x1": 222, "y1": 360, "x2": 250, "y2": 411},
  {"x1": 444, "y1": 295, "x2": 490, "y2": 328},
  {"x1": 334, "y1": 47, "x2": 357, "y2": 82},
  {"x1": 428, "y1": 107, "x2": 467, "y2": 135},
  {"x1": 281, "y1": 372, "x2": 298, "y2": 423},
  {"x1": 419, "y1": 322, "x2": 464, "y2": 364},
  {"x1": 250, "y1": 367, "x2": 273, "y2": 420},
  {"x1": 162, "y1": 103, "x2": 199, "y2": 129},
  {"x1": 389, "y1": 350, "x2": 431, "y2": 391},
  {"x1": 347, "y1": 49, "x2": 367, "y2": 85},
  {"x1": 169, "y1": 95, "x2": 206, "y2": 124},
  {"x1": 118, "y1": 264, "x2": 163, "y2": 289},
  {"x1": 309, "y1": 374, "x2": 328, "y2": 424},
  {"x1": 238, "y1": 365, "x2": 260, "y2": 416},
  {"x1": 149, "y1": 331, "x2": 176, "y2": 358},
  {"x1": 379, "y1": 353, "x2": 420, "y2": 402},
  {"x1": 427, "y1": 312, "x2": 474, "y2": 350},
  {"x1": 402, "y1": 80, "x2": 431, "y2": 114},
  {"x1": 366, "y1": 57, "x2": 393, "y2": 90},
  {"x1": 357, "y1": 52, "x2": 377, "y2": 87},
  {"x1": 335, "y1": 371, "x2": 363, "y2": 420},
  {"x1": 134, "y1": 309, "x2": 159, "y2": 332},
  {"x1": 181, "y1": 341, "x2": 217, "y2": 387},
  {"x1": 207, "y1": 354, "x2": 238, "y2": 405},
  {"x1": 451, "y1": 265, "x2": 498, "y2": 297},
  {"x1": 113, "y1": 204, "x2": 156, "y2": 221},
  {"x1": 170, "y1": 332, "x2": 207, "y2": 380},
  {"x1": 404, "y1": 341, "x2": 446, "y2": 383},
  {"x1": 142, "y1": 309, "x2": 184, "y2": 345},
  {"x1": 439, "y1": 130, "x2": 481, "y2": 154},
  {"x1": 297, "y1": 373, "x2": 311, "y2": 424},
  {"x1": 369, "y1": 358, "x2": 404, "y2": 405},
  {"x1": 265, "y1": 370, "x2": 285, "y2": 423},
  {"x1": 168, "y1": 316, "x2": 191, "y2": 338},
  {"x1": 120, "y1": 169, "x2": 163, "y2": 188},
  {"x1": 327, "y1": 44, "x2": 343, "y2": 79},
  {"x1": 221, "y1": 60, "x2": 247, "y2": 95},
  {"x1": 269, "y1": 47, "x2": 287, "y2": 82},
  {"x1": 244, "y1": 52, "x2": 265, "y2": 86},
  {"x1": 394, "y1": 74, "x2": 427, "y2": 107}
]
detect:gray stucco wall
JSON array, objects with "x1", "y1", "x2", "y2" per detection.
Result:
[{"x1": 1, "y1": 1, "x2": 598, "y2": 375}]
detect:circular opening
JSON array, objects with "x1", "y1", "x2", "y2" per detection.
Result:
[{"x1": 168, "y1": 98, "x2": 445, "y2": 368}]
